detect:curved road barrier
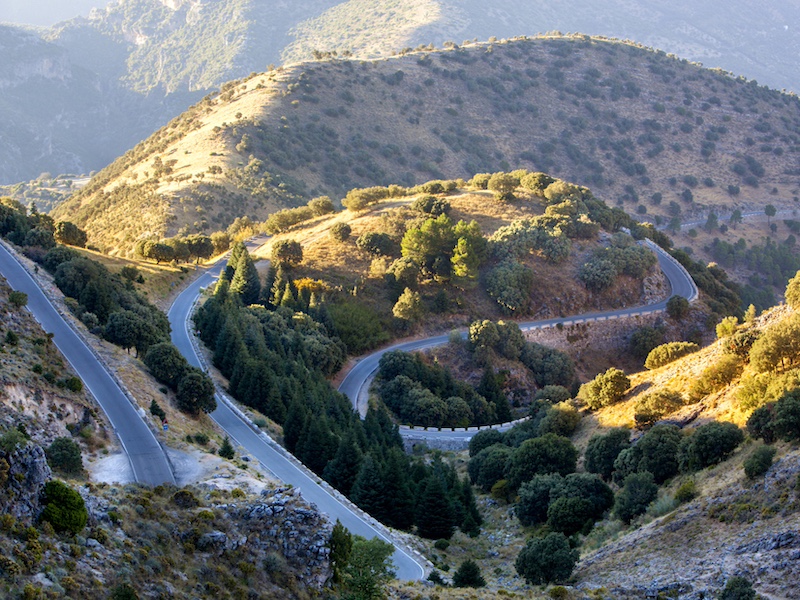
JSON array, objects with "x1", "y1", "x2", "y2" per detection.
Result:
[
  {"x1": 338, "y1": 241, "x2": 698, "y2": 437},
  {"x1": 167, "y1": 241, "x2": 428, "y2": 582}
]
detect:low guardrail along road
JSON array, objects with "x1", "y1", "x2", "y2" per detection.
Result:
[{"x1": 168, "y1": 240, "x2": 427, "y2": 581}]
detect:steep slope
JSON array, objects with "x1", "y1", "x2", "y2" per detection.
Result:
[{"x1": 54, "y1": 36, "x2": 800, "y2": 255}]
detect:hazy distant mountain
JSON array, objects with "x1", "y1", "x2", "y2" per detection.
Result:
[
  {"x1": 3, "y1": 0, "x2": 800, "y2": 188},
  {"x1": 282, "y1": 0, "x2": 800, "y2": 93},
  {"x1": 0, "y1": 0, "x2": 105, "y2": 27}
]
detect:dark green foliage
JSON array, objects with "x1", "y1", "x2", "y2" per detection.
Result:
[
  {"x1": 339, "y1": 536, "x2": 395, "y2": 600},
  {"x1": 578, "y1": 258, "x2": 617, "y2": 292},
  {"x1": 517, "y1": 474, "x2": 563, "y2": 526},
  {"x1": 8, "y1": 290, "x2": 27, "y2": 309},
  {"x1": 666, "y1": 295, "x2": 690, "y2": 320},
  {"x1": 533, "y1": 385, "x2": 572, "y2": 404},
  {"x1": 744, "y1": 445, "x2": 776, "y2": 479},
  {"x1": 45, "y1": 437, "x2": 83, "y2": 475},
  {"x1": 415, "y1": 475, "x2": 456, "y2": 540},
  {"x1": 520, "y1": 342, "x2": 575, "y2": 388},
  {"x1": 176, "y1": 369, "x2": 216, "y2": 415},
  {"x1": 229, "y1": 249, "x2": 261, "y2": 305},
  {"x1": 547, "y1": 496, "x2": 594, "y2": 536},
  {"x1": 678, "y1": 422, "x2": 744, "y2": 472},
  {"x1": 508, "y1": 433, "x2": 578, "y2": 488},
  {"x1": 774, "y1": 389, "x2": 800, "y2": 441},
  {"x1": 615, "y1": 472, "x2": 658, "y2": 523},
  {"x1": 149, "y1": 400, "x2": 166, "y2": 421},
  {"x1": 330, "y1": 222, "x2": 351, "y2": 242},
  {"x1": 718, "y1": 576, "x2": 756, "y2": 600},
  {"x1": 670, "y1": 249, "x2": 742, "y2": 320},
  {"x1": 585, "y1": 428, "x2": 630, "y2": 481},
  {"x1": 468, "y1": 429, "x2": 503, "y2": 457},
  {"x1": 537, "y1": 403, "x2": 581, "y2": 437},
  {"x1": 53, "y1": 221, "x2": 87, "y2": 247},
  {"x1": 110, "y1": 584, "x2": 139, "y2": 600},
  {"x1": 468, "y1": 444, "x2": 512, "y2": 492},
  {"x1": 41, "y1": 480, "x2": 88, "y2": 534},
  {"x1": 452, "y1": 559, "x2": 485, "y2": 588},
  {"x1": 515, "y1": 533, "x2": 579, "y2": 585},
  {"x1": 323, "y1": 432, "x2": 363, "y2": 497},
  {"x1": 485, "y1": 259, "x2": 533, "y2": 314},
  {"x1": 329, "y1": 301, "x2": 390, "y2": 354},
  {"x1": 218, "y1": 436, "x2": 235, "y2": 459},
  {"x1": 270, "y1": 239, "x2": 303, "y2": 267},
  {"x1": 629, "y1": 326, "x2": 665, "y2": 360},
  {"x1": 329, "y1": 520, "x2": 353, "y2": 584},
  {"x1": 356, "y1": 232, "x2": 397, "y2": 256},
  {"x1": 401, "y1": 213, "x2": 457, "y2": 280},
  {"x1": 377, "y1": 351, "x2": 494, "y2": 427},
  {"x1": 144, "y1": 342, "x2": 190, "y2": 389},
  {"x1": 613, "y1": 424, "x2": 682, "y2": 484},
  {"x1": 412, "y1": 195, "x2": 450, "y2": 216},
  {"x1": 645, "y1": 341, "x2": 699, "y2": 369}
]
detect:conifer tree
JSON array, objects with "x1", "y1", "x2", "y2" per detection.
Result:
[
  {"x1": 329, "y1": 520, "x2": 353, "y2": 584},
  {"x1": 415, "y1": 475, "x2": 456, "y2": 539},
  {"x1": 477, "y1": 367, "x2": 511, "y2": 423},
  {"x1": 229, "y1": 250, "x2": 261, "y2": 305},
  {"x1": 218, "y1": 436, "x2": 235, "y2": 459},
  {"x1": 350, "y1": 455, "x2": 387, "y2": 520},
  {"x1": 283, "y1": 399, "x2": 307, "y2": 453},
  {"x1": 380, "y1": 448, "x2": 415, "y2": 530},
  {"x1": 324, "y1": 432, "x2": 363, "y2": 497}
]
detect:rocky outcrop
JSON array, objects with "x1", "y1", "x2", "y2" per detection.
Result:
[
  {"x1": 0, "y1": 443, "x2": 51, "y2": 522},
  {"x1": 238, "y1": 486, "x2": 332, "y2": 589}
]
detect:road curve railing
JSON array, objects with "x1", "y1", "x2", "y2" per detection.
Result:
[
  {"x1": 338, "y1": 240, "x2": 698, "y2": 438},
  {"x1": 167, "y1": 241, "x2": 429, "y2": 582}
]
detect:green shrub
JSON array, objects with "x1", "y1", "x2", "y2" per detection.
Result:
[
  {"x1": 585, "y1": 428, "x2": 630, "y2": 481},
  {"x1": 582, "y1": 367, "x2": 630, "y2": 410},
  {"x1": 46, "y1": 438, "x2": 83, "y2": 475},
  {"x1": 666, "y1": 295, "x2": 690, "y2": 320},
  {"x1": 452, "y1": 559, "x2": 486, "y2": 587},
  {"x1": 634, "y1": 390, "x2": 685, "y2": 429},
  {"x1": 8, "y1": 291, "x2": 28, "y2": 309},
  {"x1": 678, "y1": 422, "x2": 744, "y2": 472},
  {"x1": 645, "y1": 342, "x2": 699, "y2": 369},
  {"x1": 674, "y1": 478, "x2": 698, "y2": 503},
  {"x1": 615, "y1": 472, "x2": 658, "y2": 523},
  {"x1": 744, "y1": 445, "x2": 776, "y2": 479},
  {"x1": 689, "y1": 354, "x2": 743, "y2": 401},
  {"x1": 329, "y1": 222, "x2": 351, "y2": 242},
  {"x1": 41, "y1": 480, "x2": 88, "y2": 534},
  {"x1": 433, "y1": 539, "x2": 450, "y2": 551},
  {"x1": 515, "y1": 533, "x2": 578, "y2": 585},
  {"x1": 718, "y1": 576, "x2": 756, "y2": 600}
]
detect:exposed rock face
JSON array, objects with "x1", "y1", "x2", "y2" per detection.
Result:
[
  {"x1": 238, "y1": 486, "x2": 333, "y2": 589},
  {"x1": 0, "y1": 443, "x2": 51, "y2": 522}
]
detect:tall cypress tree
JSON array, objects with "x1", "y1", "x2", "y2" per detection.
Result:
[
  {"x1": 230, "y1": 250, "x2": 261, "y2": 305},
  {"x1": 323, "y1": 432, "x2": 363, "y2": 497},
  {"x1": 283, "y1": 399, "x2": 307, "y2": 453},
  {"x1": 477, "y1": 367, "x2": 512, "y2": 423},
  {"x1": 350, "y1": 455, "x2": 387, "y2": 520},
  {"x1": 415, "y1": 475, "x2": 456, "y2": 539},
  {"x1": 381, "y1": 448, "x2": 415, "y2": 530}
]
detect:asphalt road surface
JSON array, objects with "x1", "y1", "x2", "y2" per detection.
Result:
[
  {"x1": 0, "y1": 243, "x2": 175, "y2": 485},
  {"x1": 167, "y1": 241, "x2": 427, "y2": 581}
]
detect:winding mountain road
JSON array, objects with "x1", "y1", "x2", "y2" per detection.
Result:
[
  {"x1": 338, "y1": 240, "x2": 698, "y2": 435},
  {"x1": 0, "y1": 242, "x2": 175, "y2": 486},
  {"x1": 167, "y1": 238, "x2": 428, "y2": 582}
]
